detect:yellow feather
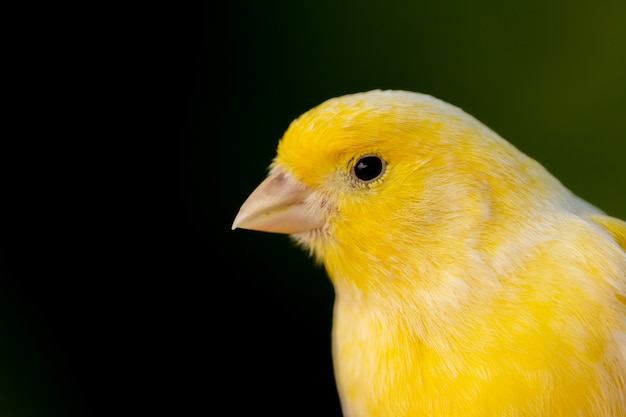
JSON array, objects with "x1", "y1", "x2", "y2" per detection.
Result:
[{"x1": 234, "y1": 90, "x2": 626, "y2": 416}]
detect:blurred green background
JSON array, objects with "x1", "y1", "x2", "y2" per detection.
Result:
[
  {"x1": 205, "y1": 0, "x2": 626, "y2": 415},
  {"x1": 3, "y1": 1, "x2": 625, "y2": 416},
  {"x1": 211, "y1": 0, "x2": 626, "y2": 221}
]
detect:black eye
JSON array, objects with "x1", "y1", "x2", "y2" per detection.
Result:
[{"x1": 352, "y1": 155, "x2": 386, "y2": 183}]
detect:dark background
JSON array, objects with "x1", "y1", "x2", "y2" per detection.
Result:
[{"x1": 2, "y1": 1, "x2": 625, "y2": 416}]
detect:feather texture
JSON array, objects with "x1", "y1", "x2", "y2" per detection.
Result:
[{"x1": 233, "y1": 90, "x2": 626, "y2": 416}]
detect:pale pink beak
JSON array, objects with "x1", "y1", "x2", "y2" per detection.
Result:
[{"x1": 232, "y1": 169, "x2": 326, "y2": 234}]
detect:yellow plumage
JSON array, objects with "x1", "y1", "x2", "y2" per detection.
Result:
[{"x1": 232, "y1": 90, "x2": 626, "y2": 416}]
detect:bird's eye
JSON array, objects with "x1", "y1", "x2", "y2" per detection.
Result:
[{"x1": 352, "y1": 155, "x2": 386, "y2": 184}]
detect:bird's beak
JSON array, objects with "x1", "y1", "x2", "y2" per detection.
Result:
[{"x1": 232, "y1": 169, "x2": 326, "y2": 234}]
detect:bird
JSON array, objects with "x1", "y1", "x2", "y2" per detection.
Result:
[{"x1": 232, "y1": 90, "x2": 626, "y2": 416}]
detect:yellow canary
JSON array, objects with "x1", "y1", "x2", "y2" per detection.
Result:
[{"x1": 232, "y1": 90, "x2": 626, "y2": 416}]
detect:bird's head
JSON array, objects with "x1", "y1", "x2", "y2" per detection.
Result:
[{"x1": 232, "y1": 90, "x2": 559, "y2": 272}]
